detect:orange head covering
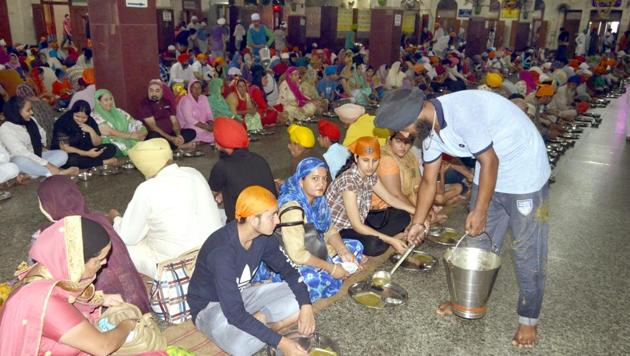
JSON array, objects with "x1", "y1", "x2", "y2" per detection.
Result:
[
  {"x1": 430, "y1": 56, "x2": 440, "y2": 65},
  {"x1": 82, "y1": 68, "x2": 95, "y2": 85},
  {"x1": 414, "y1": 63, "x2": 425, "y2": 73},
  {"x1": 594, "y1": 65, "x2": 606, "y2": 75},
  {"x1": 535, "y1": 84, "x2": 554, "y2": 98},
  {"x1": 568, "y1": 59, "x2": 579, "y2": 69},
  {"x1": 213, "y1": 56, "x2": 225, "y2": 66},
  {"x1": 214, "y1": 117, "x2": 249, "y2": 149},
  {"x1": 196, "y1": 53, "x2": 208, "y2": 61},
  {"x1": 234, "y1": 186, "x2": 277, "y2": 220},
  {"x1": 488, "y1": 51, "x2": 496, "y2": 59},
  {"x1": 347, "y1": 136, "x2": 380, "y2": 159}
]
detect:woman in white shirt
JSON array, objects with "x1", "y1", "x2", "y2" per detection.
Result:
[
  {"x1": 0, "y1": 142, "x2": 19, "y2": 184},
  {"x1": 0, "y1": 97, "x2": 78, "y2": 177}
]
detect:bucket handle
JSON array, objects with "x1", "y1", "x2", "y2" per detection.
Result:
[{"x1": 448, "y1": 231, "x2": 494, "y2": 263}]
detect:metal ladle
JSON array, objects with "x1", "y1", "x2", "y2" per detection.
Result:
[{"x1": 371, "y1": 227, "x2": 430, "y2": 288}]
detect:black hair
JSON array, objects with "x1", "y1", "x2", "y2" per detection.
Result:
[
  {"x1": 83, "y1": 48, "x2": 92, "y2": 60},
  {"x1": 3, "y1": 96, "x2": 43, "y2": 156},
  {"x1": 69, "y1": 99, "x2": 92, "y2": 116},
  {"x1": 335, "y1": 155, "x2": 356, "y2": 178},
  {"x1": 509, "y1": 93, "x2": 525, "y2": 100},
  {"x1": 81, "y1": 217, "x2": 111, "y2": 261}
]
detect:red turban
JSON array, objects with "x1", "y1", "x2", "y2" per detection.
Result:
[
  {"x1": 576, "y1": 102, "x2": 589, "y2": 114},
  {"x1": 568, "y1": 59, "x2": 579, "y2": 69},
  {"x1": 177, "y1": 53, "x2": 189, "y2": 63},
  {"x1": 317, "y1": 119, "x2": 341, "y2": 142},
  {"x1": 214, "y1": 118, "x2": 249, "y2": 149}
]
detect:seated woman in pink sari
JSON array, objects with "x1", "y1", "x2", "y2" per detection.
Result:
[
  {"x1": 0, "y1": 216, "x2": 137, "y2": 355},
  {"x1": 36, "y1": 175, "x2": 150, "y2": 312},
  {"x1": 176, "y1": 79, "x2": 214, "y2": 144}
]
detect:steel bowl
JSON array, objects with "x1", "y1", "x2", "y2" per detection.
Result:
[
  {"x1": 389, "y1": 250, "x2": 438, "y2": 272},
  {"x1": 267, "y1": 332, "x2": 340, "y2": 356},
  {"x1": 0, "y1": 191, "x2": 12, "y2": 202},
  {"x1": 173, "y1": 150, "x2": 184, "y2": 160},
  {"x1": 121, "y1": 162, "x2": 135, "y2": 170},
  {"x1": 77, "y1": 172, "x2": 92, "y2": 181},
  {"x1": 183, "y1": 150, "x2": 204, "y2": 157}
]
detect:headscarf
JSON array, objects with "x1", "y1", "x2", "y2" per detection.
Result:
[
  {"x1": 262, "y1": 72, "x2": 279, "y2": 105},
  {"x1": 285, "y1": 66, "x2": 309, "y2": 107},
  {"x1": 0, "y1": 216, "x2": 109, "y2": 355},
  {"x1": 535, "y1": 84, "x2": 555, "y2": 97},
  {"x1": 348, "y1": 136, "x2": 380, "y2": 159},
  {"x1": 568, "y1": 75, "x2": 581, "y2": 85},
  {"x1": 128, "y1": 138, "x2": 173, "y2": 179},
  {"x1": 518, "y1": 70, "x2": 537, "y2": 93},
  {"x1": 208, "y1": 78, "x2": 235, "y2": 118},
  {"x1": 229, "y1": 53, "x2": 242, "y2": 69},
  {"x1": 385, "y1": 61, "x2": 405, "y2": 89},
  {"x1": 2, "y1": 96, "x2": 43, "y2": 156},
  {"x1": 37, "y1": 176, "x2": 150, "y2": 311},
  {"x1": 278, "y1": 158, "x2": 331, "y2": 232},
  {"x1": 334, "y1": 103, "x2": 365, "y2": 125},
  {"x1": 234, "y1": 185, "x2": 277, "y2": 220},
  {"x1": 94, "y1": 88, "x2": 131, "y2": 135},
  {"x1": 317, "y1": 119, "x2": 341, "y2": 142},
  {"x1": 214, "y1": 117, "x2": 249, "y2": 149},
  {"x1": 486, "y1": 72, "x2": 503, "y2": 88},
  {"x1": 82, "y1": 68, "x2": 95, "y2": 85},
  {"x1": 288, "y1": 124, "x2": 315, "y2": 148}
]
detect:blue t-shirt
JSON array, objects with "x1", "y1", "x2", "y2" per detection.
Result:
[
  {"x1": 187, "y1": 221, "x2": 311, "y2": 347},
  {"x1": 422, "y1": 90, "x2": 550, "y2": 194},
  {"x1": 317, "y1": 79, "x2": 338, "y2": 101}
]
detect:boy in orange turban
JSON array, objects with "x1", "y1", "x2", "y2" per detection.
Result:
[{"x1": 188, "y1": 185, "x2": 315, "y2": 356}]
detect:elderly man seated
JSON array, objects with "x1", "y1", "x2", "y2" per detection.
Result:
[
  {"x1": 109, "y1": 138, "x2": 222, "y2": 277},
  {"x1": 547, "y1": 71, "x2": 579, "y2": 122}
]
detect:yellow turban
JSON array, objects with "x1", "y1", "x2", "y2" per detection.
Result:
[
  {"x1": 128, "y1": 138, "x2": 173, "y2": 179},
  {"x1": 535, "y1": 84, "x2": 555, "y2": 98},
  {"x1": 486, "y1": 73, "x2": 503, "y2": 88},
  {"x1": 172, "y1": 83, "x2": 187, "y2": 96},
  {"x1": 235, "y1": 186, "x2": 277, "y2": 220},
  {"x1": 287, "y1": 124, "x2": 315, "y2": 148}
]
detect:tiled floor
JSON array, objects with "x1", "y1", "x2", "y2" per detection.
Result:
[{"x1": 1, "y1": 91, "x2": 629, "y2": 355}]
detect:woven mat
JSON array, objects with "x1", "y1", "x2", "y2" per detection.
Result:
[{"x1": 162, "y1": 248, "x2": 395, "y2": 354}]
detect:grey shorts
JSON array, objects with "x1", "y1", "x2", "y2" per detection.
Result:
[{"x1": 194, "y1": 282, "x2": 299, "y2": 356}]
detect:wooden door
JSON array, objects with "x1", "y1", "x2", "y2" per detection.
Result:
[
  {"x1": 466, "y1": 17, "x2": 487, "y2": 55},
  {"x1": 0, "y1": 0, "x2": 12, "y2": 44},
  {"x1": 510, "y1": 21, "x2": 519, "y2": 49},
  {"x1": 32, "y1": 4, "x2": 47, "y2": 41},
  {"x1": 70, "y1": 6, "x2": 89, "y2": 49},
  {"x1": 288, "y1": 15, "x2": 306, "y2": 50},
  {"x1": 514, "y1": 22, "x2": 530, "y2": 51},
  {"x1": 563, "y1": 10, "x2": 582, "y2": 56},
  {"x1": 156, "y1": 9, "x2": 175, "y2": 53},
  {"x1": 495, "y1": 21, "x2": 505, "y2": 48}
]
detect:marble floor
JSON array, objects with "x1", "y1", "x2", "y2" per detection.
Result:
[{"x1": 1, "y1": 91, "x2": 629, "y2": 355}]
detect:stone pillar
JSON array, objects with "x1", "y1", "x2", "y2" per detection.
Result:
[
  {"x1": 369, "y1": 8, "x2": 403, "y2": 69},
  {"x1": 88, "y1": 0, "x2": 159, "y2": 117}
]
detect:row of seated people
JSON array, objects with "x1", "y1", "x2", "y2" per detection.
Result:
[{"x1": 0, "y1": 109, "x2": 470, "y2": 355}]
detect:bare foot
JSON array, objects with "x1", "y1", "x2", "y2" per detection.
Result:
[
  {"x1": 61, "y1": 167, "x2": 80, "y2": 176},
  {"x1": 436, "y1": 301, "x2": 453, "y2": 316},
  {"x1": 16, "y1": 174, "x2": 31, "y2": 185},
  {"x1": 512, "y1": 324, "x2": 538, "y2": 348}
]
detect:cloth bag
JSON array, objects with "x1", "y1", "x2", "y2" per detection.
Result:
[
  {"x1": 274, "y1": 206, "x2": 328, "y2": 260},
  {"x1": 98, "y1": 302, "x2": 167, "y2": 355},
  {"x1": 149, "y1": 249, "x2": 199, "y2": 324}
]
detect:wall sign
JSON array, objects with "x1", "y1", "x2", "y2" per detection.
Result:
[
  {"x1": 337, "y1": 9, "x2": 353, "y2": 33},
  {"x1": 458, "y1": 9, "x2": 473, "y2": 18},
  {"x1": 394, "y1": 14, "x2": 402, "y2": 27},
  {"x1": 357, "y1": 10, "x2": 371, "y2": 33},
  {"x1": 126, "y1": 0, "x2": 148, "y2": 8},
  {"x1": 306, "y1": 7, "x2": 321, "y2": 38}
]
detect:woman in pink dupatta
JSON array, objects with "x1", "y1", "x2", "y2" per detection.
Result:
[
  {"x1": 0, "y1": 216, "x2": 146, "y2": 355},
  {"x1": 278, "y1": 66, "x2": 320, "y2": 124},
  {"x1": 37, "y1": 175, "x2": 150, "y2": 312},
  {"x1": 176, "y1": 79, "x2": 214, "y2": 143}
]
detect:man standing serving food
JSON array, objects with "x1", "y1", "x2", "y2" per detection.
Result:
[{"x1": 375, "y1": 88, "x2": 551, "y2": 348}]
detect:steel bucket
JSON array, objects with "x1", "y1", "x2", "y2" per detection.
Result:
[{"x1": 443, "y1": 233, "x2": 502, "y2": 319}]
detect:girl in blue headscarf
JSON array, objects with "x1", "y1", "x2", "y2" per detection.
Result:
[{"x1": 252, "y1": 158, "x2": 365, "y2": 302}]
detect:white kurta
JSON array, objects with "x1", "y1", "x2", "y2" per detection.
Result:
[{"x1": 114, "y1": 164, "x2": 222, "y2": 277}]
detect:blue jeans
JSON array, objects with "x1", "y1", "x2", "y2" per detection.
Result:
[
  {"x1": 11, "y1": 150, "x2": 69, "y2": 177},
  {"x1": 467, "y1": 183, "x2": 549, "y2": 326}
]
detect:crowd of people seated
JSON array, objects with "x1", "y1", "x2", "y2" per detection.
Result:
[{"x1": 1, "y1": 13, "x2": 630, "y2": 355}]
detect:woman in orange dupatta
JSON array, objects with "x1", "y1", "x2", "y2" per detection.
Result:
[{"x1": 0, "y1": 216, "x2": 144, "y2": 355}]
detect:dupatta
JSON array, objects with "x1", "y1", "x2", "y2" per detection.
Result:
[{"x1": 0, "y1": 216, "x2": 102, "y2": 355}]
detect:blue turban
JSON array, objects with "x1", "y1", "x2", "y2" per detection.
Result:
[
  {"x1": 324, "y1": 65, "x2": 337, "y2": 76},
  {"x1": 278, "y1": 158, "x2": 331, "y2": 232},
  {"x1": 568, "y1": 75, "x2": 581, "y2": 85}
]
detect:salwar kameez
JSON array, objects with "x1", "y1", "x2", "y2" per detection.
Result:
[{"x1": 252, "y1": 239, "x2": 364, "y2": 302}]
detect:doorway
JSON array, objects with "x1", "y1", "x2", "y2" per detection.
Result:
[{"x1": 563, "y1": 10, "x2": 582, "y2": 56}]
